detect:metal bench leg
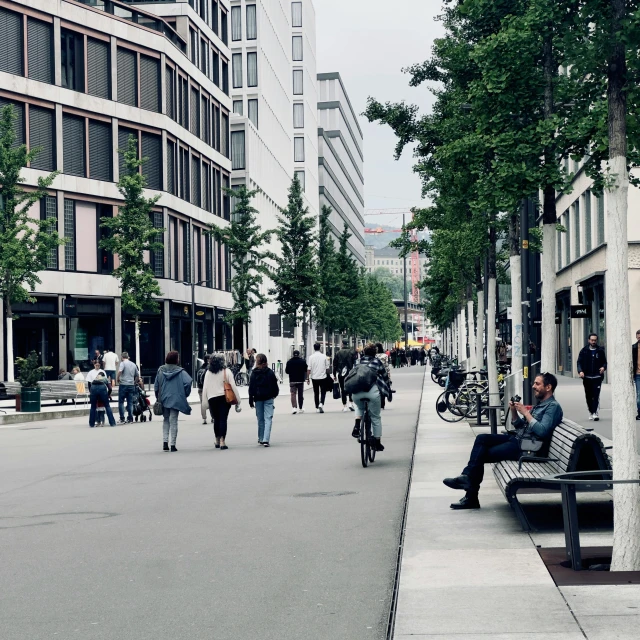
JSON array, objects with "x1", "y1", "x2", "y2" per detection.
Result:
[
  {"x1": 561, "y1": 483, "x2": 582, "y2": 571},
  {"x1": 509, "y1": 493, "x2": 535, "y2": 532}
]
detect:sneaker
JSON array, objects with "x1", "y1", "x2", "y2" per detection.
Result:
[
  {"x1": 351, "y1": 425, "x2": 360, "y2": 438},
  {"x1": 262, "y1": 442, "x2": 270, "y2": 447},
  {"x1": 292, "y1": 409, "x2": 298, "y2": 414},
  {"x1": 342, "y1": 406, "x2": 349, "y2": 413},
  {"x1": 299, "y1": 408, "x2": 305, "y2": 414},
  {"x1": 118, "y1": 419, "x2": 126, "y2": 425},
  {"x1": 594, "y1": 413, "x2": 599, "y2": 421},
  {"x1": 589, "y1": 414, "x2": 594, "y2": 421},
  {"x1": 202, "y1": 419, "x2": 207, "y2": 425},
  {"x1": 163, "y1": 442, "x2": 169, "y2": 452},
  {"x1": 319, "y1": 405, "x2": 324, "y2": 414},
  {"x1": 348, "y1": 403, "x2": 355, "y2": 412},
  {"x1": 170, "y1": 445, "x2": 178, "y2": 452},
  {"x1": 316, "y1": 408, "x2": 321, "y2": 413}
]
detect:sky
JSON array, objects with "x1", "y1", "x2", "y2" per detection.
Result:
[{"x1": 315, "y1": 0, "x2": 445, "y2": 227}]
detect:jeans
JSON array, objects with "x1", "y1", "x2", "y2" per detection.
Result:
[
  {"x1": 582, "y1": 377, "x2": 603, "y2": 414},
  {"x1": 462, "y1": 433, "x2": 521, "y2": 494},
  {"x1": 338, "y1": 374, "x2": 353, "y2": 405},
  {"x1": 290, "y1": 383, "x2": 304, "y2": 409},
  {"x1": 634, "y1": 374, "x2": 640, "y2": 415},
  {"x1": 162, "y1": 407, "x2": 179, "y2": 445},
  {"x1": 89, "y1": 385, "x2": 116, "y2": 427},
  {"x1": 255, "y1": 399, "x2": 275, "y2": 443},
  {"x1": 208, "y1": 395, "x2": 231, "y2": 439},
  {"x1": 312, "y1": 379, "x2": 327, "y2": 408},
  {"x1": 353, "y1": 386, "x2": 382, "y2": 438},
  {"x1": 118, "y1": 385, "x2": 135, "y2": 421}
]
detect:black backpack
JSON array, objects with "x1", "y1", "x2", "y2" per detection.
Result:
[
  {"x1": 344, "y1": 362, "x2": 377, "y2": 395},
  {"x1": 196, "y1": 367, "x2": 207, "y2": 389}
]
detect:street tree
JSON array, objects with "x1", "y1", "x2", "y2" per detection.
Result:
[
  {"x1": 269, "y1": 174, "x2": 319, "y2": 355},
  {"x1": 99, "y1": 135, "x2": 163, "y2": 372},
  {"x1": 209, "y1": 185, "x2": 272, "y2": 351},
  {"x1": 0, "y1": 104, "x2": 63, "y2": 381},
  {"x1": 334, "y1": 223, "x2": 362, "y2": 339}
]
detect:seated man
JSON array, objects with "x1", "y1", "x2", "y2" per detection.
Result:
[{"x1": 443, "y1": 372, "x2": 563, "y2": 510}]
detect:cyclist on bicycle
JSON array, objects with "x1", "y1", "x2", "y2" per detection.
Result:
[{"x1": 349, "y1": 342, "x2": 392, "y2": 451}]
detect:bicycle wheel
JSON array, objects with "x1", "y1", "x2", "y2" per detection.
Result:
[
  {"x1": 436, "y1": 392, "x2": 465, "y2": 423},
  {"x1": 367, "y1": 410, "x2": 376, "y2": 463},
  {"x1": 360, "y1": 407, "x2": 369, "y2": 468},
  {"x1": 234, "y1": 372, "x2": 245, "y2": 386}
]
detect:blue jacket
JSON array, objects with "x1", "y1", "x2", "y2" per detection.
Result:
[
  {"x1": 154, "y1": 364, "x2": 192, "y2": 414},
  {"x1": 512, "y1": 395, "x2": 563, "y2": 444}
]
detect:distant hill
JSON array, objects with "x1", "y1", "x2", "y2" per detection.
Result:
[{"x1": 363, "y1": 223, "x2": 429, "y2": 250}]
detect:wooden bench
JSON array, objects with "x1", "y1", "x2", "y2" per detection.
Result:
[
  {"x1": 492, "y1": 419, "x2": 611, "y2": 531},
  {"x1": 0, "y1": 381, "x2": 22, "y2": 399},
  {"x1": 37, "y1": 380, "x2": 89, "y2": 404}
]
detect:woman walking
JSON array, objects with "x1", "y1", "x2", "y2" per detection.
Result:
[
  {"x1": 201, "y1": 354, "x2": 242, "y2": 450},
  {"x1": 154, "y1": 351, "x2": 192, "y2": 452},
  {"x1": 248, "y1": 353, "x2": 279, "y2": 447}
]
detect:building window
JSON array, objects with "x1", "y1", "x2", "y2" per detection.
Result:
[
  {"x1": 223, "y1": 174, "x2": 230, "y2": 220},
  {"x1": 293, "y1": 69, "x2": 303, "y2": 95},
  {"x1": 221, "y1": 10, "x2": 228, "y2": 45},
  {"x1": 294, "y1": 136, "x2": 304, "y2": 162},
  {"x1": 190, "y1": 86, "x2": 200, "y2": 136},
  {"x1": 29, "y1": 106, "x2": 54, "y2": 171},
  {"x1": 87, "y1": 38, "x2": 110, "y2": 99},
  {"x1": 64, "y1": 199, "x2": 76, "y2": 271},
  {"x1": 118, "y1": 126, "x2": 137, "y2": 178},
  {"x1": 200, "y1": 39, "x2": 208, "y2": 76},
  {"x1": 179, "y1": 75, "x2": 189, "y2": 129},
  {"x1": 212, "y1": 50, "x2": 220, "y2": 87},
  {"x1": 233, "y1": 99, "x2": 243, "y2": 115},
  {"x1": 232, "y1": 53, "x2": 242, "y2": 88},
  {"x1": 28, "y1": 18, "x2": 53, "y2": 84},
  {"x1": 140, "y1": 55, "x2": 160, "y2": 113},
  {"x1": 221, "y1": 112, "x2": 229, "y2": 158},
  {"x1": 202, "y1": 95, "x2": 211, "y2": 144},
  {"x1": 248, "y1": 99, "x2": 258, "y2": 128},
  {"x1": 152, "y1": 212, "x2": 164, "y2": 278},
  {"x1": 63, "y1": 114, "x2": 86, "y2": 177},
  {"x1": 117, "y1": 48, "x2": 137, "y2": 107},
  {"x1": 573, "y1": 201, "x2": 581, "y2": 259},
  {"x1": 584, "y1": 191, "x2": 592, "y2": 253},
  {"x1": 596, "y1": 194, "x2": 605, "y2": 245},
  {"x1": 231, "y1": 6, "x2": 242, "y2": 41},
  {"x1": 564, "y1": 210, "x2": 570, "y2": 265},
  {"x1": 190, "y1": 28, "x2": 198, "y2": 66},
  {"x1": 246, "y1": 5, "x2": 257, "y2": 39},
  {"x1": 89, "y1": 120, "x2": 112, "y2": 182},
  {"x1": 293, "y1": 102, "x2": 304, "y2": 128},
  {"x1": 211, "y1": 0, "x2": 219, "y2": 34},
  {"x1": 141, "y1": 132, "x2": 162, "y2": 190},
  {"x1": 167, "y1": 140, "x2": 176, "y2": 195},
  {"x1": 41, "y1": 196, "x2": 58, "y2": 270},
  {"x1": 183, "y1": 221, "x2": 191, "y2": 283},
  {"x1": 247, "y1": 52, "x2": 258, "y2": 87},
  {"x1": 231, "y1": 131, "x2": 245, "y2": 169},
  {"x1": 166, "y1": 67, "x2": 176, "y2": 120},
  {"x1": 222, "y1": 59, "x2": 229, "y2": 95},
  {"x1": 0, "y1": 7, "x2": 24, "y2": 76},
  {"x1": 292, "y1": 36, "x2": 303, "y2": 62},
  {"x1": 292, "y1": 2, "x2": 302, "y2": 27},
  {"x1": 295, "y1": 170, "x2": 305, "y2": 191},
  {"x1": 191, "y1": 156, "x2": 201, "y2": 207},
  {"x1": 61, "y1": 29, "x2": 84, "y2": 91},
  {"x1": 557, "y1": 220, "x2": 562, "y2": 270},
  {"x1": 0, "y1": 98, "x2": 25, "y2": 148}
]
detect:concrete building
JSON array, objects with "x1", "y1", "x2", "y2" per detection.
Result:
[
  {"x1": 365, "y1": 245, "x2": 429, "y2": 280},
  {"x1": 228, "y1": 0, "x2": 319, "y2": 361},
  {"x1": 0, "y1": 0, "x2": 234, "y2": 379},
  {"x1": 317, "y1": 72, "x2": 365, "y2": 264}
]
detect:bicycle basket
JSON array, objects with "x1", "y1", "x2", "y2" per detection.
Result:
[{"x1": 448, "y1": 370, "x2": 465, "y2": 388}]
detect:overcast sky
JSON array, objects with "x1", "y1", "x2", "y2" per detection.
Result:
[{"x1": 315, "y1": 0, "x2": 445, "y2": 227}]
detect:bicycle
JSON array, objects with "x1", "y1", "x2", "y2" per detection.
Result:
[
  {"x1": 359, "y1": 399, "x2": 376, "y2": 468},
  {"x1": 234, "y1": 371, "x2": 249, "y2": 386}
]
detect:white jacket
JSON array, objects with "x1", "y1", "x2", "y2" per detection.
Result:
[{"x1": 201, "y1": 368, "x2": 242, "y2": 410}]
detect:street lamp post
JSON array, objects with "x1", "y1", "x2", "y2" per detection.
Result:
[
  {"x1": 521, "y1": 198, "x2": 532, "y2": 406},
  {"x1": 403, "y1": 213, "x2": 409, "y2": 348},
  {"x1": 176, "y1": 279, "x2": 206, "y2": 385}
]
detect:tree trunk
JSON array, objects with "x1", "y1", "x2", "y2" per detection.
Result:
[
  {"x1": 467, "y1": 296, "x2": 476, "y2": 370},
  {"x1": 6, "y1": 301, "x2": 14, "y2": 382},
  {"x1": 135, "y1": 316, "x2": 141, "y2": 373},
  {"x1": 608, "y1": 0, "x2": 640, "y2": 572},
  {"x1": 459, "y1": 305, "x2": 467, "y2": 365},
  {"x1": 487, "y1": 219, "x2": 499, "y2": 406},
  {"x1": 476, "y1": 288, "x2": 484, "y2": 370}
]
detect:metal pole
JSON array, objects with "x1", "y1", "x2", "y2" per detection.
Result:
[
  {"x1": 191, "y1": 281, "x2": 196, "y2": 386},
  {"x1": 403, "y1": 214, "x2": 409, "y2": 348},
  {"x1": 521, "y1": 198, "x2": 532, "y2": 406}
]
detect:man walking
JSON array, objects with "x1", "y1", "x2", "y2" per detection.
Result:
[
  {"x1": 333, "y1": 339, "x2": 356, "y2": 412},
  {"x1": 632, "y1": 330, "x2": 640, "y2": 420},
  {"x1": 285, "y1": 350, "x2": 308, "y2": 414},
  {"x1": 116, "y1": 351, "x2": 139, "y2": 424},
  {"x1": 577, "y1": 333, "x2": 607, "y2": 421},
  {"x1": 102, "y1": 348, "x2": 119, "y2": 384},
  {"x1": 308, "y1": 343, "x2": 328, "y2": 413}
]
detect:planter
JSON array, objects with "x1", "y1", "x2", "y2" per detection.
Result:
[{"x1": 19, "y1": 387, "x2": 41, "y2": 412}]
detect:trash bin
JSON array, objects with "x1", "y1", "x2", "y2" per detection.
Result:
[{"x1": 19, "y1": 387, "x2": 41, "y2": 412}]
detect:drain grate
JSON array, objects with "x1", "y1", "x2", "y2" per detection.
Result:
[{"x1": 293, "y1": 491, "x2": 356, "y2": 498}]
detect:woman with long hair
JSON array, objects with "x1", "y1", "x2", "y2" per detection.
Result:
[
  {"x1": 201, "y1": 354, "x2": 242, "y2": 450},
  {"x1": 248, "y1": 353, "x2": 280, "y2": 447}
]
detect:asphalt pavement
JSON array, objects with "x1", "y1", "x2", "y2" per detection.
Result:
[{"x1": 0, "y1": 366, "x2": 425, "y2": 640}]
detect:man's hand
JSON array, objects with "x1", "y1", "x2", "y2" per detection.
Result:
[
  {"x1": 512, "y1": 401, "x2": 533, "y2": 422},
  {"x1": 249, "y1": 402, "x2": 254, "y2": 409},
  {"x1": 599, "y1": 367, "x2": 605, "y2": 375},
  {"x1": 579, "y1": 372, "x2": 585, "y2": 378}
]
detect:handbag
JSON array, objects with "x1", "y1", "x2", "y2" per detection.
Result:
[
  {"x1": 332, "y1": 381, "x2": 341, "y2": 400},
  {"x1": 224, "y1": 369, "x2": 238, "y2": 405},
  {"x1": 519, "y1": 436, "x2": 543, "y2": 454},
  {"x1": 153, "y1": 371, "x2": 164, "y2": 416}
]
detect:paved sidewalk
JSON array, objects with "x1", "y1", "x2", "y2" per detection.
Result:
[{"x1": 393, "y1": 372, "x2": 640, "y2": 640}]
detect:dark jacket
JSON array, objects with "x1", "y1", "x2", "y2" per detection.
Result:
[
  {"x1": 285, "y1": 356, "x2": 308, "y2": 384},
  {"x1": 576, "y1": 345, "x2": 607, "y2": 378},
  {"x1": 333, "y1": 348, "x2": 356, "y2": 376},
  {"x1": 154, "y1": 364, "x2": 193, "y2": 414},
  {"x1": 249, "y1": 366, "x2": 279, "y2": 404},
  {"x1": 196, "y1": 365, "x2": 208, "y2": 390},
  {"x1": 633, "y1": 342, "x2": 640, "y2": 376}
]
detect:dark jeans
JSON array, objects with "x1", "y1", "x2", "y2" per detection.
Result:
[
  {"x1": 118, "y1": 385, "x2": 135, "y2": 421},
  {"x1": 89, "y1": 385, "x2": 116, "y2": 427},
  {"x1": 582, "y1": 377, "x2": 602, "y2": 414},
  {"x1": 635, "y1": 374, "x2": 640, "y2": 415},
  {"x1": 208, "y1": 395, "x2": 231, "y2": 439},
  {"x1": 462, "y1": 433, "x2": 521, "y2": 494},
  {"x1": 312, "y1": 379, "x2": 327, "y2": 408},
  {"x1": 338, "y1": 374, "x2": 352, "y2": 405},
  {"x1": 290, "y1": 383, "x2": 304, "y2": 409}
]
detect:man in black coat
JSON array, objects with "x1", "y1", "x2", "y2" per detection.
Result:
[
  {"x1": 285, "y1": 350, "x2": 308, "y2": 414},
  {"x1": 577, "y1": 333, "x2": 607, "y2": 421}
]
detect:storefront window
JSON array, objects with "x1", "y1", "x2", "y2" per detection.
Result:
[{"x1": 67, "y1": 299, "x2": 114, "y2": 371}]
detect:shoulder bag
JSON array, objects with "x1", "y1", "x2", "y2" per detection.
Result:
[
  {"x1": 153, "y1": 370, "x2": 164, "y2": 416},
  {"x1": 224, "y1": 369, "x2": 238, "y2": 405}
]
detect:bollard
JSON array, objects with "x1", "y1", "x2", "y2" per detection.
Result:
[{"x1": 489, "y1": 407, "x2": 497, "y2": 435}]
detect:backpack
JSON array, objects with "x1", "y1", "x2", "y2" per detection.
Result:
[
  {"x1": 344, "y1": 362, "x2": 377, "y2": 395},
  {"x1": 196, "y1": 367, "x2": 207, "y2": 389}
]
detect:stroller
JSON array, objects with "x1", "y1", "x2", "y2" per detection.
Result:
[{"x1": 133, "y1": 384, "x2": 152, "y2": 422}]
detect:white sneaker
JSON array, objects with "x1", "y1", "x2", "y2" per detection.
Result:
[
  {"x1": 316, "y1": 408, "x2": 320, "y2": 413},
  {"x1": 292, "y1": 409, "x2": 298, "y2": 414},
  {"x1": 594, "y1": 413, "x2": 599, "y2": 421},
  {"x1": 299, "y1": 408, "x2": 305, "y2": 414},
  {"x1": 588, "y1": 414, "x2": 594, "y2": 421},
  {"x1": 342, "y1": 406, "x2": 349, "y2": 412},
  {"x1": 349, "y1": 403, "x2": 356, "y2": 412},
  {"x1": 319, "y1": 404, "x2": 324, "y2": 414}
]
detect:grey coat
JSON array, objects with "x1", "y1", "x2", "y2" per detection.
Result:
[{"x1": 154, "y1": 364, "x2": 192, "y2": 414}]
